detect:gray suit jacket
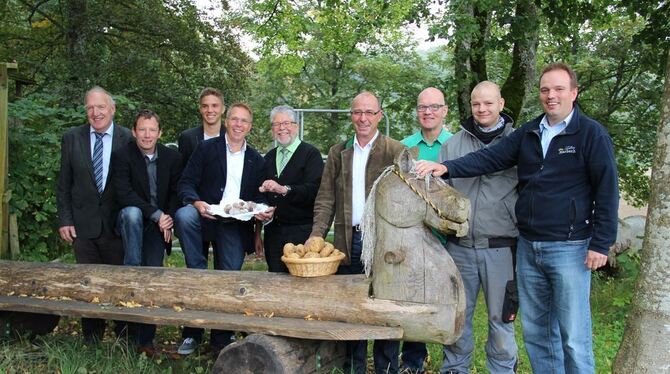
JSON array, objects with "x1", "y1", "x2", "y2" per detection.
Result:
[{"x1": 56, "y1": 123, "x2": 132, "y2": 238}]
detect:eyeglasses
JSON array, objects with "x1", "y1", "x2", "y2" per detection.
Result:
[
  {"x1": 416, "y1": 104, "x2": 445, "y2": 112},
  {"x1": 271, "y1": 121, "x2": 296, "y2": 128},
  {"x1": 350, "y1": 110, "x2": 381, "y2": 117},
  {"x1": 228, "y1": 117, "x2": 251, "y2": 124}
]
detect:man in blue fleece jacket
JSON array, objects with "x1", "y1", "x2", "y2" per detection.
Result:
[{"x1": 415, "y1": 62, "x2": 618, "y2": 374}]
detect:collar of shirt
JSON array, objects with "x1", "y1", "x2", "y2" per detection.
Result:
[
  {"x1": 90, "y1": 122, "x2": 115, "y2": 137},
  {"x1": 354, "y1": 130, "x2": 380, "y2": 151},
  {"x1": 278, "y1": 137, "x2": 301, "y2": 155},
  {"x1": 475, "y1": 116, "x2": 506, "y2": 133},
  {"x1": 225, "y1": 134, "x2": 247, "y2": 154},
  {"x1": 403, "y1": 127, "x2": 450, "y2": 147},
  {"x1": 539, "y1": 109, "x2": 574, "y2": 135}
]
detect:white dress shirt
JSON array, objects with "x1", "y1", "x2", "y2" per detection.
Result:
[
  {"x1": 351, "y1": 131, "x2": 379, "y2": 226},
  {"x1": 221, "y1": 134, "x2": 246, "y2": 202}
]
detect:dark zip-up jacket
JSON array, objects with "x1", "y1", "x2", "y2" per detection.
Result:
[{"x1": 443, "y1": 105, "x2": 618, "y2": 254}]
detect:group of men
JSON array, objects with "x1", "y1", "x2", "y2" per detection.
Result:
[{"x1": 56, "y1": 61, "x2": 618, "y2": 374}]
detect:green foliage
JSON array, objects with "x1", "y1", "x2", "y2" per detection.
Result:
[
  {"x1": 7, "y1": 93, "x2": 86, "y2": 261},
  {"x1": 0, "y1": 0, "x2": 253, "y2": 140}
]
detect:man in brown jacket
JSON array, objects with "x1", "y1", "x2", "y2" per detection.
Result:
[{"x1": 310, "y1": 91, "x2": 406, "y2": 374}]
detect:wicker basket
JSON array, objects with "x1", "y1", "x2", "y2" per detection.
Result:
[{"x1": 281, "y1": 253, "x2": 346, "y2": 277}]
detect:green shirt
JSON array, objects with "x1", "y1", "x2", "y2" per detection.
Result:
[
  {"x1": 275, "y1": 138, "x2": 301, "y2": 175},
  {"x1": 401, "y1": 127, "x2": 452, "y2": 244},
  {"x1": 401, "y1": 128, "x2": 452, "y2": 162}
]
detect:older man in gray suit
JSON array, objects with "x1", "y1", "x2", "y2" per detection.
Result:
[{"x1": 56, "y1": 86, "x2": 132, "y2": 341}]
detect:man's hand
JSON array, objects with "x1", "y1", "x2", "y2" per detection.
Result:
[
  {"x1": 254, "y1": 206, "x2": 276, "y2": 222},
  {"x1": 585, "y1": 250, "x2": 608, "y2": 271},
  {"x1": 158, "y1": 213, "x2": 173, "y2": 231},
  {"x1": 414, "y1": 160, "x2": 448, "y2": 178},
  {"x1": 193, "y1": 201, "x2": 216, "y2": 220},
  {"x1": 58, "y1": 226, "x2": 77, "y2": 243},
  {"x1": 162, "y1": 228, "x2": 172, "y2": 243},
  {"x1": 259, "y1": 180, "x2": 286, "y2": 194}
]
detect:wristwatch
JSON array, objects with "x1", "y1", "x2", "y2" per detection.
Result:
[{"x1": 283, "y1": 185, "x2": 292, "y2": 196}]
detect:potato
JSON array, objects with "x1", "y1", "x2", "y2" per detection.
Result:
[
  {"x1": 295, "y1": 244, "x2": 306, "y2": 256},
  {"x1": 329, "y1": 249, "x2": 342, "y2": 257},
  {"x1": 305, "y1": 237, "x2": 325, "y2": 253},
  {"x1": 303, "y1": 252, "x2": 320, "y2": 259},
  {"x1": 319, "y1": 242, "x2": 335, "y2": 257},
  {"x1": 283, "y1": 243, "x2": 296, "y2": 256},
  {"x1": 286, "y1": 252, "x2": 300, "y2": 259}
]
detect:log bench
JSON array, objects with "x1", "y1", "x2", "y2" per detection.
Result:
[{"x1": 0, "y1": 260, "x2": 464, "y2": 372}]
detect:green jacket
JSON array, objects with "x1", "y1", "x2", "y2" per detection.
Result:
[{"x1": 311, "y1": 134, "x2": 406, "y2": 264}]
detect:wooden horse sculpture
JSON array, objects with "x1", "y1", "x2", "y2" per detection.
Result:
[{"x1": 361, "y1": 148, "x2": 470, "y2": 342}]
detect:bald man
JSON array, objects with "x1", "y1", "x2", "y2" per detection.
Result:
[
  {"x1": 437, "y1": 81, "x2": 518, "y2": 373},
  {"x1": 398, "y1": 87, "x2": 452, "y2": 372},
  {"x1": 310, "y1": 91, "x2": 406, "y2": 374}
]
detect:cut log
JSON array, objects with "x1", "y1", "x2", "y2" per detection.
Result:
[
  {"x1": 213, "y1": 334, "x2": 345, "y2": 374},
  {"x1": 0, "y1": 260, "x2": 463, "y2": 344}
]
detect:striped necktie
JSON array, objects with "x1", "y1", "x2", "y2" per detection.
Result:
[
  {"x1": 93, "y1": 132, "x2": 105, "y2": 193},
  {"x1": 278, "y1": 148, "x2": 289, "y2": 175}
]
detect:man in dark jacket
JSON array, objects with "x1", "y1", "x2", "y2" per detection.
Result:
[
  {"x1": 112, "y1": 109, "x2": 182, "y2": 354},
  {"x1": 415, "y1": 63, "x2": 619, "y2": 374},
  {"x1": 175, "y1": 102, "x2": 273, "y2": 355},
  {"x1": 258, "y1": 105, "x2": 323, "y2": 272},
  {"x1": 56, "y1": 86, "x2": 132, "y2": 341}
]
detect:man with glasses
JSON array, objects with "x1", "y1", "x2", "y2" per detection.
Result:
[
  {"x1": 398, "y1": 87, "x2": 452, "y2": 373},
  {"x1": 310, "y1": 91, "x2": 406, "y2": 374},
  {"x1": 175, "y1": 103, "x2": 274, "y2": 355},
  {"x1": 258, "y1": 105, "x2": 324, "y2": 272}
]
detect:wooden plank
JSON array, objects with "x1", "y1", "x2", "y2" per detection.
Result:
[
  {"x1": 0, "y1": 260, "x2": 463, "y2": 343},
  {"x1": 8, "y1": 213, "x2": 18, "y2": 259},
  {"x1": 0, "y1": 295, "x2": 403, "y2": 341}
]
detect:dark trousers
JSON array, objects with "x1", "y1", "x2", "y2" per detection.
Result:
[
  {"x1": 73, "y1": 234, "x2": 127, "y2": 341},
  {"x1": 401, "y1": 342, "x2": 428, "y2": 371},
  {"x1": 338, "y1": 229, "x2": 400, "y2": 374},
  {"x1": 264, "y1": 222, "x2": 312, "y2": 273}
]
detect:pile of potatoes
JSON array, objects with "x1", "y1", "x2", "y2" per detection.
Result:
[{"x1": 283, "y1": 236, "x2": 343, "y2": 259}]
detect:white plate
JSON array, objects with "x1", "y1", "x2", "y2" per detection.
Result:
[{"x1": 208, "y1": 199, "x2": 270, "y2": 221}]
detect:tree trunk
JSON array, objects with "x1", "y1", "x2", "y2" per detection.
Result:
[
  {"x1": 500, "y1": 0, "x2": 538, "y2": 123},
  {"x1": 0, "y1": 260, "x2": 463, "y2": 344},
  {"x1": 213, "y1": 334, "x2": 345, "y2": 374},
  {"x1": 64, "y1": 0, "x2": 88, "y2": 103},
  {"x1": 613, "y1": 49, "x2": 670, "y2": 372}
]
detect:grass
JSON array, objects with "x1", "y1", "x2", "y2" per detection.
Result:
[{"x1": 0, "y1": 250, "x2": 638, "y2": 373}]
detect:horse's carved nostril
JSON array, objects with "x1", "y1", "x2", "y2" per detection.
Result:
[{"x1": 384, "y1": 250, "x2": 406, "y2": 264}]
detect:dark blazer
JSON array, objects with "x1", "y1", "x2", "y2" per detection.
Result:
[
  {"x1": 178, "y1": 136, "x2": 266, "y2": 249},
  {"x1": 112, "y1": 142, "x2": 183, "y2": 253},
  {"x1": 57, "y1": 123, "x2": 133, "y2": 239},
  {"x1": 264, "y1": 141, "x2": 324, "y2": 225},
  {"x1": 112, "y1": 142, "x2": 183, "y2": 219},
  {"x1": 178, "y1": 125, "x2": 205, "y2": 166}
]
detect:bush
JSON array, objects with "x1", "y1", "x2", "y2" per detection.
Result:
[{"x1": 7, "y1": 93, "x2": 85, "y2": 261}]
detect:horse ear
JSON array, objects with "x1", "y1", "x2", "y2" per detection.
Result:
[{"x1": 396, "y1": 147, "x2": 416, "y2": 173}]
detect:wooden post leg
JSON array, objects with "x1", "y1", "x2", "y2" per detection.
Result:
[{"x1": 212, "y1": 334, "x2": 345, "y2": 374}]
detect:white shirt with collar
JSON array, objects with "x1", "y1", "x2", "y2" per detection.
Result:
[
  {"x1": 539, "y1": 109, "x2": 574, "y2": 158},
  {"x1": 351, "y1": 130, "x2": 380, "y2": 226},
  {"x1": 221, "y1": 134, "x2": 247, "y2": 202},
  {"x1": 89, "y1": 123, "x2": 115, "y2": 191}
]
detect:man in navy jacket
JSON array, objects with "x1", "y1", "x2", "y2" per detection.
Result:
[
  {"x1": 416, "y1": 63, "x2": 618, "y2": 374},
  {"x1": 175, "y1": 102, "x2": 273, "y2": 355}
]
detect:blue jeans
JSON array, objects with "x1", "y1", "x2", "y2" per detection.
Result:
[
  {"x1": 117, "y1": 207, "x2": 166, "y2": 267},
  {"x1": 441, "y1": 243, "x2": 517, "y2": 374},
  {"x1": 174, "y1": 204, "x2": 245, "y2": 346},
  {"x1": 338, "y1": 229, "x2": 399, "y2": 374},
  {"x1": 116, "y1": 206, "x2": 166, "y2": 346},
  {"x1": 517, "y1": 236, "x2": 594, "y2": 374}
]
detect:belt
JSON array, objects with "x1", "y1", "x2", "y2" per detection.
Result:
[{"x1": 447, "y1": 236, "x2": 517, "y2": 248}]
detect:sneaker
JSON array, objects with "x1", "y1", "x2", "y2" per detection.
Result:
[{"x1": 177, "y1": 337, "x2": 198, "y2": 355}]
